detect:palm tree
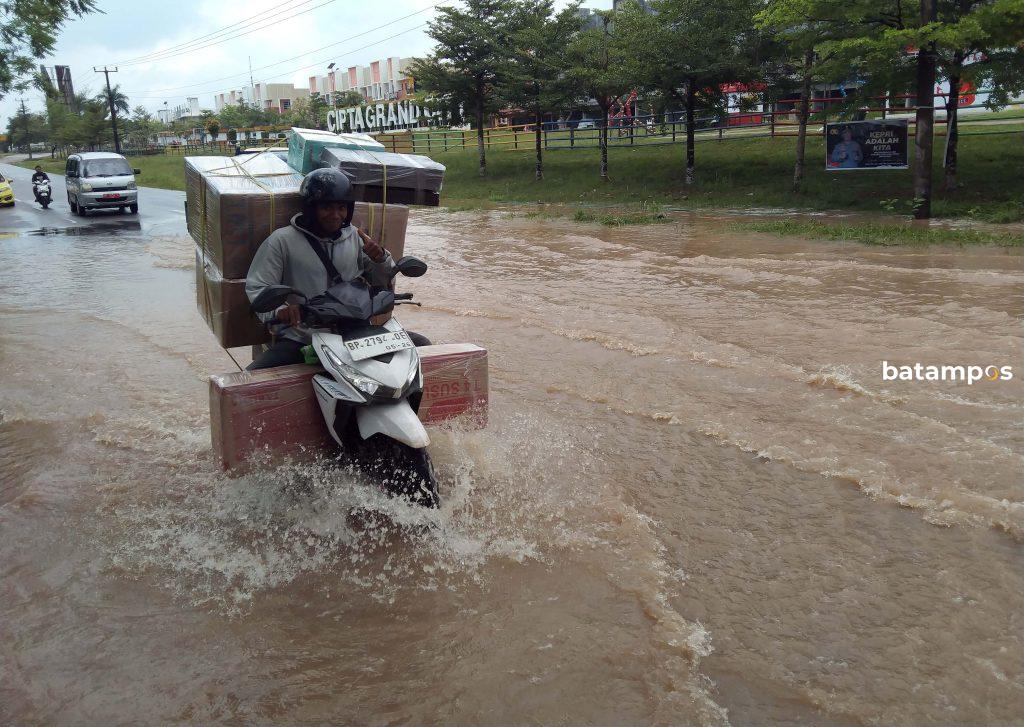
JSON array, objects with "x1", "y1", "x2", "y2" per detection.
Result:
[{"x1": 96, "y1": 84, "x2": 130, "y2": 117}]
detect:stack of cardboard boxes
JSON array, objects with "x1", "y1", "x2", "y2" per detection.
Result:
[{"x1": 185, "y1": 153, "x2": 411, "y2": 348}]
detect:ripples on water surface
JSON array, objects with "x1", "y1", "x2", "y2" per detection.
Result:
[{"x1": 1, "y1": 207, "x2": 1021, "y2": 726}]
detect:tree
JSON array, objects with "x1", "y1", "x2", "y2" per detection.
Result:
[
  {"x1": 76, "y1": 97, "x2": 115, "y2": 149},
  {"x1": 0, "y1": 0, "x2": 97, "y2": 99},
  {"x1": 170, "y1": 118, "x2": 194, "y2": 141},
  {"x1": 756, "y1": 1, "x2": 861, "y2": 192},
  {"x1": 6, "y1": 103, "x2": 48, "y2": 155},
  {"x1": 95, "y1": 85, "x2": 130, "y2": 117},
  {"x1": 411, "y1": 0, "x2": 524, "y2": 177},
  {"x1": 503, "y1": 0, "x2": 584, "y2": 180},
  {"x1": 332, "y1": 90, "x2": 366, "y2": 108},
  {"x1": 812, "y1": 0, "x2": 970, "y2": 218},
  {"x1": 566, "y1": 9, "x2": 638, "y2": 181},
  {"x1": 932, "y1": 0, "x2": 1024, "y2": 190},
  {"x1": 625, "y1": 0, "x2": 766, "y2": 185},
  {"x1": 126, "y1": 105, "x2": 160, "y2": 147},
  {"x1": 217, "y1": 103, "x2": 246, "y2": 130},
  {"x1": 301, "y1": 92, "x2": 330, "y2": 128}
]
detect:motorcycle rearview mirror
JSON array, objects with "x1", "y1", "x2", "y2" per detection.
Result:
[
  {"x1": 392, "y1": 256, "x2": 428, "y2": 278},
  {"x1": 251, "y1": 285, "x2": 298, "y2": 313}
]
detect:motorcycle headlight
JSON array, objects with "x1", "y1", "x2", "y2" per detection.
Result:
[
  {"x1": 81, "y1": 182, "x2": 93, "y2": 192},
  {"x1": 127, "y1": 180, "x2": 137, "y2": 190},
  {"x1": 321, "y1": 345, "x2": 379, "y2": 396}
]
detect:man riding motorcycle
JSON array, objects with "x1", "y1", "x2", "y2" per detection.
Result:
[
  {"x1": 245, "y1": 167, "x2": 430, "y2": 370},
  {"x1": 31, "y1": 166, "x2": 50, "y2": 204}
]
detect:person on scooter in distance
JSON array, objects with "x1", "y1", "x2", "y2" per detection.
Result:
[
  {"x1": 245, "y1": 167, "x2": 430, "y2": 370},
  {"x1": 31, "y1": 165, "x2": 49, "y2": 202}
]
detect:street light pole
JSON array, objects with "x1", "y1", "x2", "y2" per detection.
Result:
[
  {"x1": 327, "y1": 62, "x2": 337, "y2": 131},
  {"x1": 94, "y1": 66, "x2": 122, "y2": 154}
]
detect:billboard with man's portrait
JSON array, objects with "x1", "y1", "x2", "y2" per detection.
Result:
[{"x1": 826, "y1": 120, "x2": 908, "y2": 171}]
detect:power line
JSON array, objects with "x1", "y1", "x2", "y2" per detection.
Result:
[
  {"x1": 126, "y1": 21, "x2": 430, "y2": 100},
  {"x1": 114, "y1": 0, "x2": 340, "y2": 67},
  {"x1": 121, "y1": 5, "x2": 443, "y2": 96},
  {"x1": 111, "y1": 0, "x2": 316, "y2": 65}
]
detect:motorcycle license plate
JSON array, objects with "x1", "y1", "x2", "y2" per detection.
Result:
[{"x1": 344, "y1": 330, "x2": 414, "y2": 361}]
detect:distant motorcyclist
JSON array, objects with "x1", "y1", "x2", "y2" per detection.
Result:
[
  {"x1": 245, "y1": 167, "x2": 430, "y2": 371},
  {"x1": 31, "y1": 166, "x2": 52, "y2": 207}
]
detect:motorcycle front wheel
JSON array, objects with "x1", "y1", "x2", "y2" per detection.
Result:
[{"x1": 358, "y1": 434, "x2": 439, "y2": 508}]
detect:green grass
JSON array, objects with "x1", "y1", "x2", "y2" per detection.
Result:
[
  {"x1": 731, "y1": 219, "x2": 1023, "y2": 247},
  {"x1": 431, "y1": 131, "x2": 1024, "y2": 223},
  {"x1": 14, "y1": 157, "x2": 66, "y2": 175},
  {"x1": 17, "y1": 127, "x2": 1023, "y2": 229},
  {"x1": 572, "y1": 209, "x2": 670, "y2": 226},
  {"x1": 14, "y1": 151, "x2": 220, "y2": 192}
]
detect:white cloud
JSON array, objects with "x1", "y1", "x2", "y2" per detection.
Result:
[{"x1": 3, "y1": 0, "x2": 609, "y2": 126}]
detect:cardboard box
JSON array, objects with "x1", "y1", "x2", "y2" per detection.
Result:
[
  {"x1": 288, "y1": 127, "x2": 384, "y2": 174},
  {"x1": 186, "y1": 154, "x2": 304, "y2": 279},
  {"x1": 352, "y1": 202, "x2": 409, "y2": 260},
  {"x1": 319, "y1": 147, "x2": 445, "y2": 207},
  {"x1": 186, "y1": 152, "x2": 411, "y2": 278},
  {"x1": 195, "y1": 248, "x2": 272, "y2": 349},
  {"x1": 209, "y1": 344, "x2": 489, "y2": 471}
]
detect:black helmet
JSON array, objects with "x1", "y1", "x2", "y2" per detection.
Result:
[
  {"x1": 300, "y1": 167, "x2": 355, "y2": 204},
  {"x1": 299, "y1": 167, "x2": 355, "y2": 228}
]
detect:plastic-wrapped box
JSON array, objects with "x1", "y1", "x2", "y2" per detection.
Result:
[
  {"x1": 186, "y1": 154, "x2": 304, "y2": 279},
  {"x1": 209, "y1": 344, "x2": 489, "y2": 471},
  {"x1": 287, "y1": 127, "x2": 384, "y2": 174},
  {"x1": 195, "y1": 248, "x2": 271, "y2": 349},
  {"x1": 319, "y1": 147, "x2": 445, "y2": 206}
]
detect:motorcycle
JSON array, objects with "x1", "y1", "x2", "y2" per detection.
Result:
[
  {"x1": 250, "y1": 256, "x2": 439, "y2": 507},
  {"x1": 33, "y1": 180, "x2": 52, "y2": 210}
]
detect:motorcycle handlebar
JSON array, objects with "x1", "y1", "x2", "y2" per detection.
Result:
[{"x1": 394, "y1": 293, "x2": 414, "y2": 301}]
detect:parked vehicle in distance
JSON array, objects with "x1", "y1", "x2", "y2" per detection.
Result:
[
  {"x1": 64, "y1": 152, "x2": 141, "y2": 216},
  {"x1": 0, "y1": 175, "x2": 13, "y2": 207}
]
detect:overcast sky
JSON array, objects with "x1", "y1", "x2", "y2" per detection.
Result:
[{"x1": 3, "y1": 0, "x2": 609, "y2": 127}]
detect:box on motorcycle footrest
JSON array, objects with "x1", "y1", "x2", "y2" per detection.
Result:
[{"x1": 209, "y1": 344, "x2": 489, "y2": 472}]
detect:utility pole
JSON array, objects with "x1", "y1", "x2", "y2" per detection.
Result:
[
  {"x1": 94, "y1": 66, "x2": 122, "y2": 154},
  {"x1": 19, "y1": 98, "x2": 33, "y2": 160}
]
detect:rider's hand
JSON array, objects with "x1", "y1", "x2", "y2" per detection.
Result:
[
  {"x1": 357, "y1": 228, "x2": 386, "y2": 262},
  {"x1": 274, "y1": 303, "x2": 302, "y2": 327}
]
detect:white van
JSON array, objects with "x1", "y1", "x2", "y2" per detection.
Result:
[{"x1": 65, "y1": 152, "x2": 140, "y2": 216}]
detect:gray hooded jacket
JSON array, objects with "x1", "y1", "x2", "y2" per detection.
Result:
[{"x1": 245, "y1": 213, "x2": 395, "y2": 343}]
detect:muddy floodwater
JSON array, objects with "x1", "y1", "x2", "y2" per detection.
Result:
[{"x1": 1, "y1": 204, "x2": 1022, "y2": 726}]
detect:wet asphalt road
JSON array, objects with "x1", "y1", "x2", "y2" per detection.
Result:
[{"x1": 0, "y1": 160, "x2": 186, "y2": 236}]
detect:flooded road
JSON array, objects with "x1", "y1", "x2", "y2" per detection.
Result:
[{"x1": 1, "y1": 168, "x2": 1022, "y2": 726}]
